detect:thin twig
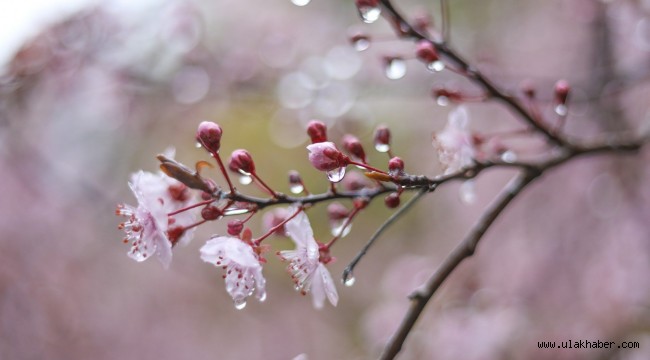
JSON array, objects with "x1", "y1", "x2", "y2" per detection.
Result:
[
  {"x1": 342, "y1": 188, "x2": 429, "y2": 283},
  {"x1": 379, "y1": 171, "x2": 538, "y2": 360},
  {"x1": 440, "y1": 0, "x2": 450, "y2": 43}
]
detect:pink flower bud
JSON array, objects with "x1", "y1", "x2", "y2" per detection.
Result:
[
  {"x1": 327, "y1": 202, "x2": 350, "y2": 221},
  {"x1": 201, "y1": 206, "x2": 222, "y2": 221},
  {"x1": 227, "y1": 220, "x2": 244, "y2": 236},
  {"x1": 554, "y1": 79, "x2": 570, "y2": 104},
  {"x1": 306, "y1": 142, "x2": 349, "y2": 171},
  {"x1": 197, "y1": 121, "x2": 223, "y2": 153},
  {"x1": 374, "y1": 126, "x2": 391, "y2": 152},
  {"x1": 228, "y1": 149, "x2": 255, "y2": 174},
  {"x1": 520, "y1": 79, "x2": 536, "y2": 98},
  {"x1": 415, "y1": 40, "x2": 439, "y2": 63},
  {"x1": 307, "y1": 120, "x2": 328, "y2": 143},
  {"x1": 388, "y1": 156, "x2": 404, "y2": 174},
  {"x1": 384, "y1": 193, "x2": 400, "y2": 208},
  {"x1": 342, "y1": 134, "x2": 366, "y2": 162}
]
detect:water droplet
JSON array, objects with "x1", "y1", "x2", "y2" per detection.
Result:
[
  {"x1": 294, "y1": 284, "x2": 301, "y2": 292},
  {"x1": 344, "y1": 275, "x2": 356, "y2": 287},
  {"x1": 331, "y1": 221, "x2": 352, "y2": 238},
  {"x1": 234, "y1": 299, "x2": 247, "y2": 310},
  {"x1": 195, "y1": 142, "x2": 203, "y2": 148},
  {"x1": 239, "y1": 175, "x2": 253, "y2": 185},
  {"x1": 358, "y1": 5, "x2": 381, "y2": 23},
  {"x1": 258, "y1": 292, "x2": 267, "y2": 302},
  {"x1": 500, "y1": 150, "x2": 517, "y2": 163},
  {"x1": 291, "y1": 0, "x2": 310, "y2": 6},
  {"x1": 384, "y1": 57, "x2": 406, "y2": 80},
  {"x1": 427, "y1": 60, "x2": 445, "y2": 72},
  {"x1": 459, "y1": 180, "x2": 476, "y2": 204},
  {"x1": 224, "y1": 208, "x2": 250, "y2": 216},
  {"x1": 374, "y1": 143, "x2": 390, "y2": 152},
  {"x1": 436, "y1": 95, "x2": 450, "y2": 106},
  {"x1": 554, "y1": 104, "x2": 568, "y2": 116},
  {"x1": 326, "y1": 167, "x2": 347, "y2": 183},
  {"x1": 353, "y1": 38, "x2": 370, "y2": 52},
  {"x1": 290, "y1": 184, "x2": 304, "y2": 194}
]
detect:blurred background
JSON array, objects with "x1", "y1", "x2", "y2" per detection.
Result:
[{"x1": 1, "y1": 0, "x2": 650, "y2": 359}]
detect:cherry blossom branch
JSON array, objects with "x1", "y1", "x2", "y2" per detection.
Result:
[
  {"x1": 379, "y1": 170, "x2": 537, "y2": 360},
  {"x1": 379, "y1": 0, "x2": 567, "y2": 146}
]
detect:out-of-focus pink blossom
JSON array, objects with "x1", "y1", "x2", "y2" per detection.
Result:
[
  {"x1": 200, "y1": 235, "x2": 266, "y2": 309},
  {"x1": 278, "y1": 209, "x2": 338, "y2": 309},
  {"x1": 306, "y1": 141, "x2": 348, "y2": 172},
  {"x1": 116, "y1": 168, "x2": 197, "y2": 268},
  {"x1": 433, "y1": 106, "x2": 476, "y2": 174}
]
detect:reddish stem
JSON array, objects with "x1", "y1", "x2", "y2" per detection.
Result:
[
  {"x1": 325, "y1": 207, "x2": 361, "y2": 249},
  {"x1": 213, "y1": 151, "x2": 235, "y2": 193},
  {"x1": 168, "y1": 198, "x2": 216, "y2": 216},
  {"x1": 254, "y1": 206, "x2": 303, "y2": 245},
  {"x1": 252, "y1": 172, "x2": 278, "y2": 198},
  {"x1": 349, "y1": 161, "x2": 389, "y2": 175}
]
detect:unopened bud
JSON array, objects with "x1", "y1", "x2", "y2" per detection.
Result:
[
  {"x1": 307, "y1": 120, "x2": 328, "y2": 143},
  {"x1": 388, "y1": 156, "x2": 404, "y2": 174},
  {"x1": 227, "y1": 220, "x2": 244, "y2": 236},
  {"x1": 197, "y1": 121, "x2": 223, "y2": 153},
  {"x1": 201, "y1": 206, "x2": 222, "y2": 221},
  {"x1": 384, "y1": 193, "x2": 400, "y2": 208},
  {"x1": 415, "y1": 40, "x2": 439, "y2": 63},
  {"x1": 342, "y1": 134, "x2": 366, "y2": 163},
  {"x1": 327, "y1": 202, "x2": 350, "y2": 221},
  {"x1": 374, "y1": 126, "x2": 391, "y2": 152},
  {"x1": 228, "y1": 149, "x2": 255, "y2": 174},
  {"x1": 307, "y1": 142, "x2": 349, "y2": 171},
  {"x1": 353, "y1": 197, "x2": 369, "y2": 210},
  {"x1": 554, "y1": 79, "x2": 570, "y2": 104},
  {"x1": 520, "y1": 79, "x2": 536, "y2": 98}
]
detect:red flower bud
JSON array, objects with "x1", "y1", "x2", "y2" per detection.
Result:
[
  {"x1": 228, "y1": 149, "x2": 255, "y2": 174},
  {"x1": 196, "y1": 121, "x2": 223, "y2": 153},
  {"x1": 307, "y1": 120, "x2": 328, "y2": 143},
  {"x1": 201, "y1": 206, "x2": 222, "y2": 221},
  {"x1": 342, "y1": 134, "x2": 366, "y2": 163},
  {"x1": 327, "y1": 202, "x2": 350, "y2": 221},
  {"x1": 415, "y1": 40, "x2": 439, "y2": 63},
  {"x1": 388, "y1": 156, "x2": 404, "y2": 175},
  {"x1": 227, "y1": 220, "x2": 244, "y2": 236},
  {"x1": 384, "y1": 193, "x2": 400, "y2": 208},
  {"x1": 306, "y1": 142, "x2": 349, "y2": 171},
  {"x1": 554, "y1": 79, "x2": 570, "y2": 104},
  {"x1": 374, "y1": 126, "x2": 391, "y2": 152}
]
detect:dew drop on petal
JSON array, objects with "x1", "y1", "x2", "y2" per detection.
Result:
[
  {"x1": 326, "y1": 167, "x2": 347, "y2": 183},
  {"x1": 344, "y1": 275, "x2": 356, "y2": 287},
  {"x1": 258, "y1": 292, "x2": 267, "y2": 302},
  {"x1": 239, "y1": 175, "x2": 253, "y2": 185},
  {"x1": 375, "y1": 143, "x2": 390, "y2": 152},
  {"x1": 427, "y1": 60, "x2": 445, "y2": 72},
  {"x1": 353, "y1": 38, "x2": 370, "y2": 52},
  {"x1": 358, "y1": 6, "x2": 381, "y2": 24},
  {"x1": 500, "y1": 150, "x2": 517, "y2": 163},
  {"x1": 234, "y1": 298, "x2": 247, "y2": 310},
  {"x1": 290, "y1": 184, "x2": 304, "y2": 194},
  {"x1": 459, "y1": 180, "x2": 476, "y2": 204},
  {"x1": 554, "y1": 104, "x2": 568, "y2": 116},
  {"x1": 436, "y1": 95, "x2": 450, "y2": 106},
  {"x1": 291, "y1": 0, "x2": 310, "y2": 6},
  {"x1": 384, "y1": 58, "x2": 406, "y2": 80}
]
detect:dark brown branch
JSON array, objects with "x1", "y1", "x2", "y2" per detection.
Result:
[{"x1": 379, "y1": 171, "x2": 538, "y2": 360}]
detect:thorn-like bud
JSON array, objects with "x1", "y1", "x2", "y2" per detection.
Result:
[
  {"x1": 228, "y1": 149, "x2": 255, "y2": 174},
  {"x1": 342, "y1": 134, "x2": 366, "y2": 163},
  {"x1": 388, "y1": 156, "x2": 404, "y2": 175},
  {"x1": 415, "y1": 40, "x2": 439, "y2": 63},
  {"x1": 227, "y1": 220, "x2": 244, "y2": 236},
  {"x1": 554, "y1": 79, "x2": 570, "y2": 104},
  {"x1": 201, "y1": 206, "x2": 222, "y2": 221},
  {"x1": 197, "y1": 121, "x2": 223, "y2": 153},
  {"x1": 307, "y1": 120, "x2": 328, "y2": 143},
  {"x1": 384, "y1": 193, "x2": 400, "y2": 208},
  {"x1": 374, "y1": 125, "x2": 391, "y2": 152}
]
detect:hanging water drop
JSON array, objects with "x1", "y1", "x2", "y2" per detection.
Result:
[
  {"x1": 291, "y1": 0, "x2": 310, "y2": 6},
  {"x1": 195, "y1": 141, "x2": 203, "y2": 148},
  {"x1": 258, "y1": 292, "x2": 267, "y2": 302},
  {"x1": 290, "y1": 183, "x2": 304, "y2": 194},
  {"x1": 239, "y1": 175, "x2": 253, "y2": 185},
  {"x1": 427, "y1": 60, "x2": 445, "y2": 72},
  {"x1": 554, "y1": 104, "x2": 568, "y2": 116},
  {"x1": 436, "y1": 95, "x2": 450, "y2": 106},
  {"x1": 358, "y1": 5, "x2": 381, "y2": 24},
  {"x1": 353, "y1": 38, "x2": 370, "y2": 52},
  {"x1": 344, "y1": 275, "x2": 356, "y2": 287},
  {"x1": 459, "y1": 180, "x2": 476, "y2": 204},
  {"x1": 384, "y1": 57, "x2": 406, "y2": 80},
  {"x1": 500, "y1": 150, "x2": 517, "y2": 163},
  {"x1": 223, "y1": 208, "x2": 250, "y2": 216},
  {"x1": 331, "y1": 221, "x2": 352, "y2": 237},
  {"x1": 234, "y1": 298, "x2": 247, "y2": 310},
  {"x1": 326, "y1": 167, "x2": 346, "y2": 182},
  {"x1": 374, "y1": 143, "x2": 390, "y2": 152}
]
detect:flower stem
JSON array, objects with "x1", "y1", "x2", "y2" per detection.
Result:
[{"x1": 254, "y1": 206, "x2": 303, "y2": 245}]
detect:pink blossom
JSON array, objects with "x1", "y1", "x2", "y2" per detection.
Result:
[
  {"x1": 200, "y1": 236, "x2": 266, "y2": 309},
  {"x1": 116, "y1": 170, "x2": 198, "y2": 268},
  {"x1": 433, "y1": 106, "x2": 476, "y2": 174},
  {"x1": 306, "y1": 142, "x2": 348, "y2": 172},
  {"x1": 278, "y1": 208, "x2": 338, "y2": 309}
]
